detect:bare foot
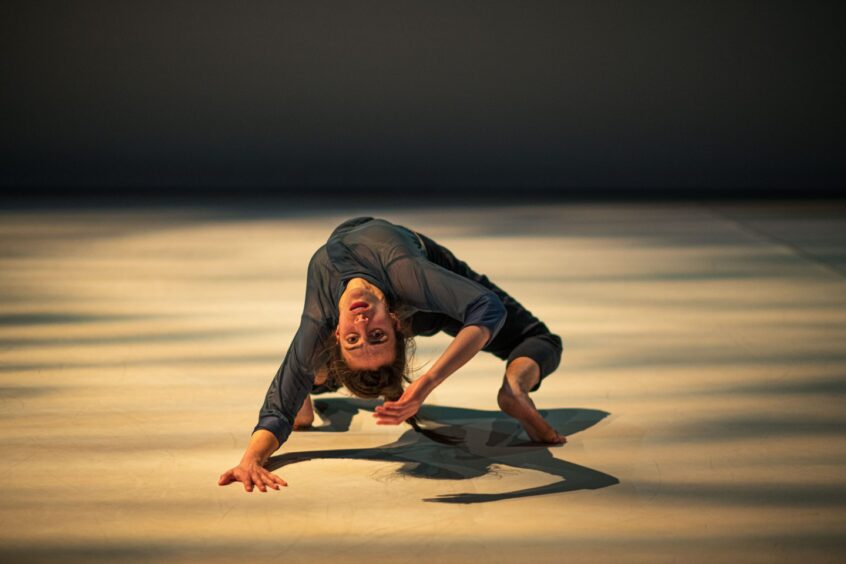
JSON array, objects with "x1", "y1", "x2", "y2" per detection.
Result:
[
  {"x1": 497, "y1": 387, "x2": 566, "y2": 445},
  {"x1": 293, "y1": 395, "x2": 315, "y2": 430}
]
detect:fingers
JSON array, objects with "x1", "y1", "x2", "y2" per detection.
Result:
[
  {"x1": 374, "y1": 402, "x2": 408, "y2": 424},
  {"x1": 374, "y1": 411, "x2": 407, "y2": 423},
  {"x1": 375, "y1": 403, "x2": 408, "y2": 417},
  {"x1": 253, "y1": 469, "x2": 287, "y2": 490},
  {"x1": 252, "y1": 469, "x2": 288, "y2": 492},
  {"x1": 259, "y1": 472, "x2": 279, "y2": 491},
  {"x1": 380, "y1": 413, "x2": 409, "y2": 420},
  {"x1": 251, "y1": 470, "x2": 268, "y2": 492},
  {"x1": 373, "y1": 408, "x2": 412, "y2": 425},
  {"x1": 269, "y1": 472, "x2": 288, "y2": 488},
  {"x1": 220, "y1": 466, "x2": 287, "y2": 493},
  {"x1": 374, "y1": 414, "x2": 403, "y2": 425},
  {"x1": 377, "y1": 402, "x2": 404, "y2": 412}
]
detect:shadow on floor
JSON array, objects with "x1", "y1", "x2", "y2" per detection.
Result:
[{"x1": 266, "y1": 398, "x2": 619, "y2": 504}]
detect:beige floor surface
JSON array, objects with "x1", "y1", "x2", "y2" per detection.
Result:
[{"x1": 0, "y1": 200, "x2": 844, "y2": 563}]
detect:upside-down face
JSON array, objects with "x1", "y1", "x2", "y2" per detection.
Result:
[{"x1": 335, "y1": 283, "x2": 400, "y2": 370}]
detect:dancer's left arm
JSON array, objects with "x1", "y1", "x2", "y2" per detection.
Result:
[{"x1": 373, "y1": 324, "x2": 491, "y2": 424}]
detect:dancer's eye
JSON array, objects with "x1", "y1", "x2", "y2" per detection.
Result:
[
  {"x1": 369, "y1": 330, "x2": 386, "y2": 342},
  {"x1": 346, "y1": 335, "x2": 358, "y2": 344}
]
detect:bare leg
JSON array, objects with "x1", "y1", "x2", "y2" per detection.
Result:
[
  {"x1": 294, "y1": 368, "x2": 329, "y2": 430},
  {"x1": 497, "y1": 357, "x2": 566, "y2": 444},
  {"x1": 293, "y1": 395, "x2": 315, "y2": 430}
]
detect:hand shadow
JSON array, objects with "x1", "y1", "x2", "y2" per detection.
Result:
[{"x1": 265, "y1": 398, "x2": 620, "y2": 504}]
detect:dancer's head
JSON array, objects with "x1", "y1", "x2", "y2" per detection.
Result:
[
  {"x1": 327, "y1": 325, "x2": 414, "y2": 401},
  {"x1": 329, "y1": 279, "x2": 415, "y2": 400},
  {"x1": 334, "y1": 286, "x2": 401, "y2": 371}
]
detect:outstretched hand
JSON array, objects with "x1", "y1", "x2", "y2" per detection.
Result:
[
  {"x1": 218, "y1": 460, "x2": 287, "y2": 492},
  {"x1": 373, "y1": 376, "x2": 432, "y2": 425}
]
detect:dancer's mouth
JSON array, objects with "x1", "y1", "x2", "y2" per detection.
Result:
[{"x1": 349, "y1": 301, "x2": 369, "y2": 313}]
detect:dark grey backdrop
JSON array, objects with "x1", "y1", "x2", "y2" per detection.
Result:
[{"x1": 2, "y1": 1, "x2": 844, "y2": 197}]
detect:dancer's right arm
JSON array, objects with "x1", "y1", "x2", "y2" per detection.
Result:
[
  {"x1": 218, "y1": 325, "x2": 323, "y2": 493},
  {"x1": 219, "y1": 249, "x2": 332, "y2": 492},
  {"x1": 243, "y1": 429, "x2": 280, "y2": 464},
  {"x1": 218, "y1": 319, "x2": 326, "y2": 491},
  {"x1": 217, "y1": 429, "x2": 285, "y2": 492}
]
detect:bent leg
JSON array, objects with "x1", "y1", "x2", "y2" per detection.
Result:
[
  {"x1": 414, "y1": 229, "x2": 564, "y2": 443},
  {"x1": 497, "y1": 357, "x2": 566, "y2": 445},
  {"x1": 504, "y1": 332, "x2": 563, "y2": 393},
  {"x1": 293, "y1": 395, "x2": 315, "y2": 430},
  {"x1": 295, "y1": 368, "x2": 335, "y2": 430}
]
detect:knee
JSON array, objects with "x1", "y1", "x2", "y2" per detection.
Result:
[
  {"x1": 546, "y1": 333, "x2": 563, "y2": 372},
  {"x1": 549, "y1": 333, "x2": 563, "y2": 355},
  {"x1": 506, "y1": 356, "x2": 540, "y2": 379},
  {"x1": 503, "y1": 358, "x2": 540, "y2": 394}
]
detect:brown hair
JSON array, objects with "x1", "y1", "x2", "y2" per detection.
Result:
[
  {"x1": 325, "y1": 313, "x2": 417, "y2": 401},
  {"x1": 322, "y1": 311, "x2": 460, "y2": 445}
]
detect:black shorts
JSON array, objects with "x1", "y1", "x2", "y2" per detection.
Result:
[{"x1": 413, "y1": 231, "x2": 563, "y2": 393}]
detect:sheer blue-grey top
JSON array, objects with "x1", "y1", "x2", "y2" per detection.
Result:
[{"x1": 253, "y1": 216, "x2": 508, "y2": 446}]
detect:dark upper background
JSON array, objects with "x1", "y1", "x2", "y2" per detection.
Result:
[{"x1": 2, "y1": 0, "x2": 844, "y2": 199}]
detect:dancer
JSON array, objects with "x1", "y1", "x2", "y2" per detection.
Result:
[{"x1": 218, "y1": 216, "x2": 564, "y2": 492}]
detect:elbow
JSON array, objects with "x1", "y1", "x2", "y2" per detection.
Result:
[
  {"x1": 488, "y1": 295, "x2": 507, "y2": 338},
  {"x1": 463, "y1": 292, "x2": 507, "y2": 347},
  {"x1": 478, "y1": 294, "x2": 507, "y2": 347}
]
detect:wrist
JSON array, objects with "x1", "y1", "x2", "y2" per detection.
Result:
[
  {"x1": 240, "y1": 451, "x2": 266, "y2": 466},
  {"x1": 245, "y1": 428, "x2": 280, "y2": 465},
  {"x1": 418, "y1": 371, "x2": 444, "y2": 396}
]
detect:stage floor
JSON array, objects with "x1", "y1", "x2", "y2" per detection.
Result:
[{"x1": 1, "y1": 200, "x2": 844, "y2": 562}]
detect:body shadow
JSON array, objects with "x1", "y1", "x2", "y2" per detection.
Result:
[{"x1": 266, "y1": 398, "x2": 619, "y2": 504}]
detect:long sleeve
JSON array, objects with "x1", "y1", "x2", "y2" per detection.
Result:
[
  {"x1": 252, "y1": 320, "x2": 323, "y2": 446},
  {"x1": 386, "y1": 255, "x2": 507, "y2": 346},
  {"x1": 253, "y1": 249, "x2": 332, "y2": 447}
]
